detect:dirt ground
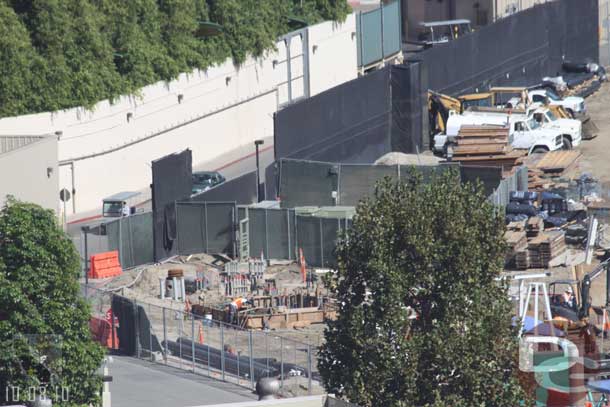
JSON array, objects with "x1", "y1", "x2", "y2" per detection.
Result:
[{"x1": 577, "y1": 80, "x2": 610, "y2": 184}]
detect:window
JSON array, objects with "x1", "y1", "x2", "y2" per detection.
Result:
[
  {"x1": 532, "y1": 95, "x2": 546, "y2": 103},
  {"x1": 514, "y1": 122, "x2": 525, "y2": 132}
]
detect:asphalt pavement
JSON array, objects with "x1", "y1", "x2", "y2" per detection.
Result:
[{"x1": 110, "y1": 356, "x2": 255, "y2": 407}]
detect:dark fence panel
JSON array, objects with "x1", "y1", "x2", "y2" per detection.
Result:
[
  {"x1": 279, "y1": 159, "x2": 461, "y2": 208},
  {"x1": 279, "y1": 160, "x2": 337, "y2": 208},
  {"x1": 175, "y1": 202, "x2": 237, "y2": 257},
  {"x1": 460, "y1": 166, "x2": 504, "y2": 197},
  {"x1": 106, "y1": 212, "x2": 154, "y2": 269},
  {"x1": 296, "y1": 216, "x2": 323, "y2": 267},
  {"x1": 414, "y1": 0, "x2": 599, "y2": 96},
  {"x1": 152, "y1": 149, "x2": 193, "y2": 261},
  {"x1": 191, "y1": 171, "x2": 257, "y2": 205},
  {"x1": 244, "y1": 207, "x2": 297, "y2": 260},
  {"x1": 339, "y1": 164, "x2": 398, "y2": 206},
  {"x1": 274, "y1": 67, "x2": 391, "y2": 163}
]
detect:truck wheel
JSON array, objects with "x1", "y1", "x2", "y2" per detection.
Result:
[
  {"x1": 562, "y1": 136, "x2": 572, "y2": 150},
  {"x1": 531, "y1": 147, "x2": 549, "y2": 154}
]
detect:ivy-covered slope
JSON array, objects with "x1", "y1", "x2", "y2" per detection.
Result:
[{"x1": 0, "y1": 0, "x2": 349, "y2": 117}]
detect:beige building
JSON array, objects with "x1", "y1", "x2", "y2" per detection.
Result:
[{"x1": 0, "y1": 135, "x2": 59, "y2": 212}]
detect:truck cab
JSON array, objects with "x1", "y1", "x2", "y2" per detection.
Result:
[{"x1": 530, "y1": 107, "x2": 582, "y2": 148}]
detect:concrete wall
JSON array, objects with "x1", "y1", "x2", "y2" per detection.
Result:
[
  {"x1": 0, "y1": 136, "x2": 58, "y2": 211},
  {"x1": 0, "y1": 16, "x2": 358, "y2": 215},
  {"x1": 308, "y1": 15, "x2": 358, "y2": 96}
]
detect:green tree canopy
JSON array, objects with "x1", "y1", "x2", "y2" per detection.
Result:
[
  {"x1": 0, "y1": 0, "x2": 349, "y2": 117},
  {"x1": 0, "y1": 198, "x2": 104, "y2": 406},
  {"x1": 319, "y1": 170, "x2": 528, "y2": 407}
]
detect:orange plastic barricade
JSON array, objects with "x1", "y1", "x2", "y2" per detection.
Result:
[
  {"x1": 89, "y1": 317, "x2": 119, "y2": 349},
  {"x1": 88, "y1": 251, "x2": 122, "y2": 279}
]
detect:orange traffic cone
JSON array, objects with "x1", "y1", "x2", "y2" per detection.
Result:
[
  {"x1": 198, "y1": 323, "x2": 204, "y2": 344},
  {"x1": 604, "y1": 309, "x2": 610, "y2": 331}
]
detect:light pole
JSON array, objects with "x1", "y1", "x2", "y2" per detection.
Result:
[{"x1": 254, "y1": 140, "x2": 264, "y2": 202}]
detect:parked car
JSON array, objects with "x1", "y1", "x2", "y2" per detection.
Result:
[{"x1": 191, "y1": 171, "x2": 226, "y2": 195}]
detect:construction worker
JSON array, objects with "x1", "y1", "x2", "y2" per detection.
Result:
[
  {"x1": 563, "y1": 287, "x2": 576, "y2": 311},
  {"x1": 227, "y1": 297, "x2": 252, "y2": 325}
]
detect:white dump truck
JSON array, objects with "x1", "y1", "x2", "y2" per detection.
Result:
[
  {"x1": 461, "y1": 106, "x2": 582, "y2": 149},
  {"x1": 433, "y1": 113, "x2": 564, "y2": 155}
]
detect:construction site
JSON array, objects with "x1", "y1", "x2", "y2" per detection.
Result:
[{"x1": 72, "y1": 1, "x2": 610, "y2": 405}]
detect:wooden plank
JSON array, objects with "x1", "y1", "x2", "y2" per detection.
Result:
[{"x1": 536, "y1": 150, "x2": 582, "y2": 173}]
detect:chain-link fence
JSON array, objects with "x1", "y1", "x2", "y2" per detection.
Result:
[{"x1": 84, "y1": 286, "x2": 321, "y2": 397}]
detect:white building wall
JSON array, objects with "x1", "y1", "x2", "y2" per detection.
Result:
[
  {"x1": 0, "y1": 15, "x2": 358, "y2": 215},
  {"x1": 0, "y1": 136, "x2": 58, "y2": 212},
  {"x1": 308, "y1": 14, "x2": 358, "y2": 96}
]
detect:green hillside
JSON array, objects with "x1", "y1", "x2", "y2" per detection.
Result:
[{"x1": 0, "y1": 0, "x2": 349, "y2": 117}]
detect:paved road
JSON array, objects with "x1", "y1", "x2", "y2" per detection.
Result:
[{"x1": 110, "y1": 356, "x2": 255, "y2": 407}]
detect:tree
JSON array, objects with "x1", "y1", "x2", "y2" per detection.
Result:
[
  {"x1": 319, "y1": 169, "x2": 528, "y2": 407},
  {"x1": 0, "y1": 198, "x2": 105, "y2": 406},
  {"x1": 0, "y1": 0, "x2": 350, "y2": 117}
]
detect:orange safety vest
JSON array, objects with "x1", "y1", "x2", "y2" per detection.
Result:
[{"x1": 232, "y1": 298, "x2": 245, "y2": 309}]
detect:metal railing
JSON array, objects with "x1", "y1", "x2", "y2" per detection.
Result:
[{"x1": 83, "y1": 285, "x2": 322, "y2": 398}]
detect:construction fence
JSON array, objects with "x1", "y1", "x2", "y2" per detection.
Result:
[
  {"x1": 84, "y1": 286, "x2": 320, "y2": 398},
  {"x1": 488, "y1": 166, "x2": 529, "y2": 207},
  {"x1": 80, "y1": 162, "x2": 527, "y2": 271}
]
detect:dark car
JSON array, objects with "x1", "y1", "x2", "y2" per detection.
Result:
[{"x1": 191, "y1": 171, "x2": 225, "y2": 195}]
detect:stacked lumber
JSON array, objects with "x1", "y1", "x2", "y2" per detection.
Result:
[
  {"x1": 515, "y1": 250, "x2": 530, "y2": 270},
  {"x1": 527, "y1": 167, "x2": 553, "y2": 191},
  {"x1": 450, "y1": 125, "x2": 527, "y2": 172},
  {"x1": 504, "y1": 230, "x2": 527, "y2": 266},
  {"x1": 524, "y1": 231, "x2": 567, "y2": 269},
  {"x1": 526, "y1": 217, "x2": 544, "y2": 238},
  {"x1": 507, "y1": 219, "x2": 527, "y2": 232},
  {"x1": 535, "y1": 150, "x2": 582, "y2": 175}
]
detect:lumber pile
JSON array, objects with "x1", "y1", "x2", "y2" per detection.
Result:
[
  {"x1": 514, "y1": 231, "x2": 567, "y2": 270},
  {"x1": 535, "y1": 150, "x2": 582, "y2": 175},
  {"x1": 526, "y1": 217, "x2": 544, "y2": 238},
  {"x1": 504, "y1": 230, "x2": 527, "y2": 266},
  {"x1": 450, "y1": 125, "x2": 526, "y2": 172}
]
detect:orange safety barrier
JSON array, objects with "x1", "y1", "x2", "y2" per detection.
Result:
[
  {"x1": 89, "y1": 317, "x2": 119, "y2": 349},
  {"x1": 88, "y1": 251, "x2": 122, "y2": 279}
]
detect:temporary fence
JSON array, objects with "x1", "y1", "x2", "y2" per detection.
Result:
[
  {"x1": 106, "y1": 212, "x2": 154, "y2": 269},
  {"x1": 488, "y1": 166, "x2": 529, "y2": 207},
  {"x1": 175, "y1": 201, "x2": 237, "y2": 257},
  {"x1": 274, "y1": 63, "x2": 428, "y2": 164},
  {"x1": 237, "y1": 207, "x2": 353, "y2": 268},
  {"x1": 84, "y1": 285, "x2": 320, "y2": 398},
  {"x1": 356, "y1": 0, "x2": 402, "y2": 68},
  {"x1": 412, "y1": 0, "x2": 599, "y2": 96},
  {"x1": 276, "y1": 159, "x2": 460, "y2": 208}
]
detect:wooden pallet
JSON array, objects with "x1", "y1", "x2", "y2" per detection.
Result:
[{"x1": 535, "y1": 150, "x2": 582, "y2": 174}]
